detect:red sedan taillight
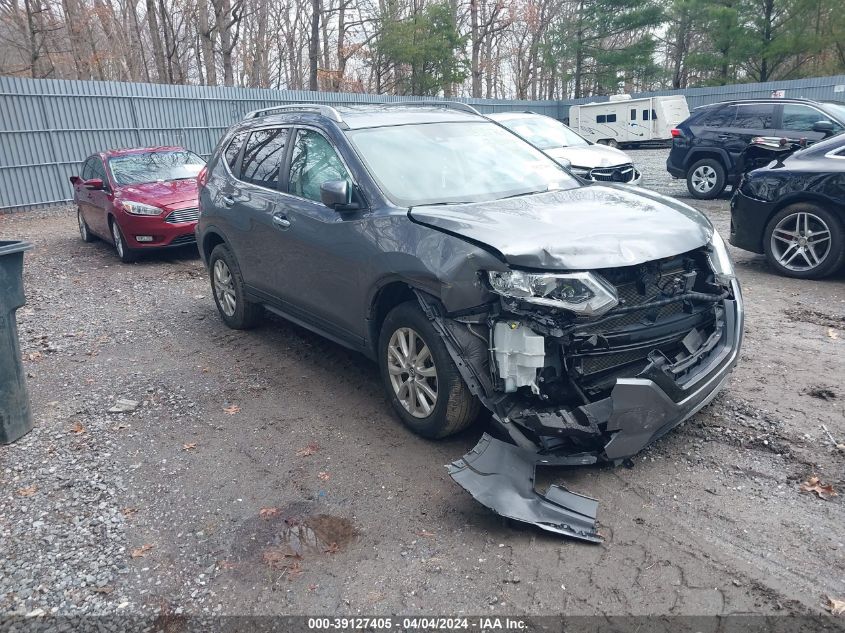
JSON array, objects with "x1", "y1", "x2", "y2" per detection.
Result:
[
  {"x1": 197, "y1": 165, "x2": 209, "y2": 188},
  {"x1": 670, "y1": 128, "x2": 682, "y2": 138}
]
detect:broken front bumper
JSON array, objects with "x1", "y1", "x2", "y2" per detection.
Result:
[{"x1": 442, "y1": 279, "x2": 743, "y2": 542}]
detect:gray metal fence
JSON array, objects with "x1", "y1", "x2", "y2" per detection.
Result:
[
  {"x1": 2, "y1": 73, "x2": 845, "y2": 210},
  {"x1": 0, "y1": 76, "x2": 564, "y2": 210}
]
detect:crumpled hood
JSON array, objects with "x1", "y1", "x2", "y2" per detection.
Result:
[
  {"x1": 409, "y1": 185, "x2": 713, "y2": 270},
  {"x1": 545, "y1": 144, "x2": 632, "y2": 168},
  {"x1": 117, "y1": 179, "x2": 198, "y2": 210}
]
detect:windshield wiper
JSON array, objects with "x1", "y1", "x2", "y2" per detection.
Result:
[{"x1": 499, "y1": 189, "x2": 550, "y2": 200}]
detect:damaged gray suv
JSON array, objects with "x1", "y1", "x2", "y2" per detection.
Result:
[{"x1": 197, "y1": 103, "x2": 743, "y2": 541}]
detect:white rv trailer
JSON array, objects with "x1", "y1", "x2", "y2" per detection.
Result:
[{"x1": 568, "y1": 94, "x2": 690, "y2": 148}]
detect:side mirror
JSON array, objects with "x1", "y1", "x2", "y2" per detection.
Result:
[
  {"x1": 69, "y1": 175, "x2": 82, "y2": 186},
  {"x1": 320, "y1": 180, "x2": 359, "y2": 211},
  {"x1": 557, "y1": 157, "x2": 573, "y2": 170},
  {"x1": 84, "y1": 178, "x2": 105, "y2": 190},
  {"x1": 812, "y1": 120, "x2": 834, "y2": 136}
]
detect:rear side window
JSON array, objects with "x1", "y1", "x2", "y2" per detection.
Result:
[
  {"x1": 225, "y1": 131, "x2": 248, "y2": 174},
  {"x1": 630, "y1": 109, "x2": 636, "y2": 120},
  {"x1": 240, "y1": 128, "x2": 289, "y2": 190},
  {"x1": 597, "y1": 115, "x2": 606, "y2": 124},
  {"x1": 607, "y1": 114, "x2": 617, "y2": 123},
  {"x1": 642, "y1": 109, "x2": 649, "y2": 121},
  {"x1": 733, "y1": 104, "x2": 774, "y2": 129},
  {"x1": 704, "y1": 105, "x2": 737, "y2": 127}
]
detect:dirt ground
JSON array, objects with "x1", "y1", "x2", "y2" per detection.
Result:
[{"x1": 2, "y1": 151, "x2": 844, "y2": 619}]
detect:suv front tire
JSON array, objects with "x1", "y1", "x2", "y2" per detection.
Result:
[
  {"x1": 686, "y1": 158, "x2": 727, "y2": 200},
  {"x1": 209, "y1": 243, "x2": 262, "y2": 329},
  {"x1": 378, "y1": 301, "x2": 480, "y2": 439}
]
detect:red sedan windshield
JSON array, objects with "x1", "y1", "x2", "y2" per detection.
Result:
[{"x1": 108, "y1": 151, "x2": 205, "y2": 185}]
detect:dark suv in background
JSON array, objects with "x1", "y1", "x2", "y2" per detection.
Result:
[
  {"x1": 196, "y1": 102, "x2": 742, "y2": 540},
  {"x1": 667, "y1": 98, "x2": 845, "y2": 199}
]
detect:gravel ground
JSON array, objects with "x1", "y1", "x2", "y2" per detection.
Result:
[{"x1": 1, "y1": 150, "x2": 844, "y2": 623}]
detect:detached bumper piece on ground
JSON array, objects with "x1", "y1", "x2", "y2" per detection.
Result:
[{"x1": 419, "y1": 249, "x2": 743, "y2": 542}]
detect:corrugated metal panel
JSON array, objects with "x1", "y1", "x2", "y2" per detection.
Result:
[{"x1": 2, "y1": 74, "x2": 844, "y2": 210}]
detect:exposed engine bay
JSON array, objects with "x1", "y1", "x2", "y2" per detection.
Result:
[{"x1": 416, "y1": 246, "x2": 743, "y2": 542}]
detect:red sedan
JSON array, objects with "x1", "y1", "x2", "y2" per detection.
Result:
[{"x1": 70, "y1": 147, "x2": 205, "y2": 262}]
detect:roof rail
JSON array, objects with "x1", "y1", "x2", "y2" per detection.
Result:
[
  {"x1": 244, "y1": 104, "x2": 344, "y2": 123},
  {"x1": 388, "y1": 101, "x2": 482, "y2": 115}
]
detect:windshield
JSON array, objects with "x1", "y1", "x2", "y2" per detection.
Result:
[
  {"x1": 108, "y1": 151, "x2": 205, "y2": 185},
  {"x1": 346, "y1": 121, "x2": 576, "y2": 207},
  {"x1": 496, "y1": 116, "x2": 590, "y2": 150}
]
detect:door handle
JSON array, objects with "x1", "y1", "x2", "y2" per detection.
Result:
[
  {"x1": 272, "y1": 214, "x2": 291, "y2": 229},
  {"x1": 717, "y1": 135, "x2": 730, "y2": 140},
  {"x1": 221, "y1": 195, "x2": 235, "y2": 208}
]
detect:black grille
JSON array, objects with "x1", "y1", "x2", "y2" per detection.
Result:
[
  {"x1": 589, "y1": 164, "x2": 636, "y2": 183},
  {"x1": 165, "y1": 208, "x2": 200, "y2": 224},
  {"x1": 170, "y1": 234, "x2": 197, "y2": 246}
]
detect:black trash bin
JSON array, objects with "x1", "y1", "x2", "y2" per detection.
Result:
[{"x1": 0, "y1": 240, "x2": 33, "y2": 444}]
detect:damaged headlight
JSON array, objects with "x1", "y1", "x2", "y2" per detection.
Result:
[
  {"x1": 486, "y1": 270, "x2": 618, "y2": 316},
  {"x1": 707, "y1": 230, "x2": 735, "y2": 282}
]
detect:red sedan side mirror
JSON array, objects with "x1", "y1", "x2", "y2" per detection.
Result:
[{"x1": 83, "y1": 178, "x2": 104, "y2": 190}]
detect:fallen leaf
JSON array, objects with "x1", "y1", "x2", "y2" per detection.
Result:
[
  {"x1": 223, "y1": 404, "x2": 240, "y2": 415},
  {"x1": 296, "y1": 442, "x2": 320, "y2": 457},
  {"x1": 122, "y1": 507, "x2": 138, "y2": 518},
  {"x1": 800, "y1": 476, "x2": 837, "y2": 499},
  {"x1": 829, "y1": 328, "x2": 840, "y2": 340},
  {"x1": 287, "y1": 560, "x2": 304, "y2": 580},
  {"x1": 182, "y1": 442, "x2": 197, "y2": 451},
  {"x1": 259, "y1": 507, "x2": 280, "y2": 519},
  {"x1": 416, "y1": 529, "x2": 436, "y2": 538},
  {"x1": 318, "y1": 471, "x2": 331, "y2": 481},
  {"x1": 262, "y1": 547, "x2": 301, "y2": 569},
  {"x1": 16, "y1": 485, "x2": 37, "y2": 497},
  {"x1": 70, "y1": 420, "x2": 85, "y2": 435},
  {"x1": 219, "y1": 559, "x2": 238, "y2": 570},
  {"x1": 130, "y1": 544, "x2": 154, "y2": 558},
  {"x1": 828, "y1": 596, "x2": 845, "y2": 615},
  {"x1": 92, "y1": 585, "x2": 114, "y2": 594},
  {"x1": 323, "y1": 542, "x2": 340, "y2": 554},
  {"x1": 25, "y1": 351, "x2": 42, "y2": 361},
  {"x1": 201, "y1": 367, "x2": 210, "y2": 373}
]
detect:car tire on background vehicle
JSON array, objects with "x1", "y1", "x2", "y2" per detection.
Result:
[
  {"x1": 686, "y1": 158, "x2": 727, "y2": 199},
  {"x1": 109, "y1": 218, "x2": 138, "y2": 263},
  {"x1": 379, "y1": 301, "x2": 480, "y2": 439},
  {"x1": 762, "y1": 203, "x2": 845, "y2": 279},
  {"x1": 208, "y1": 243, "x2": 262, "y2": 329},
  {"x1": 77, "y1": 209, "x2": 94, "y2": 243}
]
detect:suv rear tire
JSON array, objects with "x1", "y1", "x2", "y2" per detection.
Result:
[
  {"x1": 209, "y1": 243, "x2": 262, "y2": 329},
  {"x1": 686, "y1": 158, "x2": 726, "y2": 199},
  {"x1": 378, "y1": 301, "x2": 480, "y2": 439},
  {"x1": 763, "y1": 203, "x2": 845, "y2": 279}
]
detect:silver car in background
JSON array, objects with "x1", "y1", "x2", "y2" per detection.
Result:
[{"x1": 489, "y1": 111, "x2": 642, "y2": 185}]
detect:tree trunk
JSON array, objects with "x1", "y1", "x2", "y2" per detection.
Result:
[
  {"x1": 308, "y1": 0, "x2": 320, "y2": 90},
  {"x1": 145, "y1": 0, "x2": 168, "y2": 81},
  {"x1": 199, "y1": 0, "x2": 217, "y2": 85}
]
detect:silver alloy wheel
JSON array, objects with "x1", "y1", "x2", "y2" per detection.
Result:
[
  {"x1": 78, "y1": 211, "x2": 88, "y2": 240},
  {"x1": 690, "y1": 165, "x2": 717, "y2": 193},
  {"x1": 111, "y1": 222, "x2": 124, "y2": 257},
  {"x1": 213, "y1": 259, "x2": 237, "y2": 317},
  {"x1": 770, "y1": 211, "x2": 832, "y2": 272},
  {"x1": 387, "y1": 326, "x2": 438, "y2": 419}
]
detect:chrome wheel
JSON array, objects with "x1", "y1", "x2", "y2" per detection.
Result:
[
  {"x1": 111, "y1": 222, "x2": 124, "y2": 257},
  {"x1": 213, "y1": 259, "x2": 237, "y2": 317},
  {"x1": 78, "y1": 211, "x2": 88, "y2": 240},
  {"x1": 770, "y1": 211, "x2": 832, "y2": 272},
  {"x1": 690, "y1": 165, "x2": 717, "y2": 193},
  {"x1": 387, "y1": 327, "x2": 438, "y2": 419}
]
